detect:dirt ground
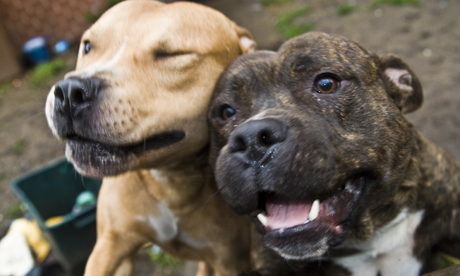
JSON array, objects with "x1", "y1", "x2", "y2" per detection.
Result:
[{"x1": 0, "y1": 0, "x2": 459, "y2": 274}]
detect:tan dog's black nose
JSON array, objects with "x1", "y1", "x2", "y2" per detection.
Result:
[
  {"x1": 53, "y1": 77, "x2": 101, "y2": 118},
  {"x1": 229, "y1": 118, "x2": 288, "y2": 162}
]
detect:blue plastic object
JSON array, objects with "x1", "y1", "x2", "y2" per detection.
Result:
[
  {"x1": 54, "y1": 40, "x2": 69, "y2": 54},
  {"x1": 22, "y1": 37, "x2": 50, "y2": 65}
]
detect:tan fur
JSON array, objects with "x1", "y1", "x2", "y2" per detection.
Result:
[
  {"x1": 87, "y1": 169, "x2": 252, "y2": 276},
  {"x1": 45, "y1": 1, "x2": 257, "y2": 275},
  {"x1": 55, "y1": 1, "x2": 254, "y2": 173}
]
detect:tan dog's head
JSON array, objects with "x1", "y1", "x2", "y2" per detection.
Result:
[{"x1": 45, "y1": 0, "x2": 255, "y2": 177}]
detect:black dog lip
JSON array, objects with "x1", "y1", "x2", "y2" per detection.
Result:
[
  {"x1": 123, "y1": 130, "x2": 185, "y2": 153},
  {"x1": 68, "y1": 130, "x2": 186, "y2": 155}
]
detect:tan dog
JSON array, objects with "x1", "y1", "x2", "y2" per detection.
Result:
[{"x1": 45, "y1": 1, "x2": 256, "y2": 275}]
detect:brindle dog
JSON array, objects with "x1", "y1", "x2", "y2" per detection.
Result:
[{"x1": 208, "y1": 32, "x2": 460, "y2": 276}]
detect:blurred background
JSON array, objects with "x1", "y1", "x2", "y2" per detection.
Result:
[{"x1": 0, "y1": 0, "x2": 459, "y2": 275}]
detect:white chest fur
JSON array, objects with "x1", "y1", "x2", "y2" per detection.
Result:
[
  {"x1": 333, "y1": 209, "x2": 424, "y2": 276},
  {"x1": 138, "y1": 202, "x2": 179, "y2": 243},
  {"x1": 136, "y1": 201, "x2": 207, "y2": 250},
  {"x1": 135, "y1": 169, "x2": 208, "y2": 249}
]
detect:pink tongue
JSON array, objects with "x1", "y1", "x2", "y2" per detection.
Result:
[{"x1": 266, "y1": 197, "x2": 313, "y2": 229}]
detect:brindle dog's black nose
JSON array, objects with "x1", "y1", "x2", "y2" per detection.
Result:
[
  {"x1": 229, "y1": 118, "x2": 288, "y2": 162},
  {"x1": 53, "y1": 77, "x2": 101, "y2": 117}
]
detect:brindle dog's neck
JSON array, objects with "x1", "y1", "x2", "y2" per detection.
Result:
[
  {"x1": 322, "y1": 125, "x2": 460, "y2": 267},
  {"x1": 409, "y1": 128, "x2": 460, "y2": 265}
]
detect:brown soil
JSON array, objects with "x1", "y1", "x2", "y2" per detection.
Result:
[{"x1": 0, "y1": 0, "x2": 459, "y2": 274}]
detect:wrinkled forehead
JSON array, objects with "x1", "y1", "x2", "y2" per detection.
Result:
[
  {"x1": 229, "y1": 51, "x2": 277, "y2": 74},
  {"x1": 277, "y1": 32, "x2": 376, "y2": 73},
  {"x1": 219, "y1": 51, "x2": 278, "y2": 90},
  {"x1": 82, "y1": 1, "x2": 236, "y2": 52}
]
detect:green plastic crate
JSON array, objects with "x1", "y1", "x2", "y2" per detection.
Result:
[{"x1": 10, "y1": 157, "x2": 102, "y2": 276}]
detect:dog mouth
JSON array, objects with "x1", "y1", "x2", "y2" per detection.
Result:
[
  {"x1": 66, "y1": 130, "x2": 185, "y2": 177},
  {"x1": 250, "y1": 176, "x2": 366, "y2": 259}
]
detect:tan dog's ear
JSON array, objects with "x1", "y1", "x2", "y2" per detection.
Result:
[
  {"x1": 234, "y1": 24, "x2": 257, "y2": 53},
  {"x1": 379, "y1": 54, "x2": 423, "y2": 114}
]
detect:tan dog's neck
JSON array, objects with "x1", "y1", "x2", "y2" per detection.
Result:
[{"x1": 145, "y1": 159, "x2": 211, "y2": 208}]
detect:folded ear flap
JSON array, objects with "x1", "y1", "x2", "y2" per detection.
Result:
[
  {"x1": 379, "y1": 54, "x2": 423, "y2": 114},
  {"x1": 233, "y1": 24, "x2": 257, "y2": 54}
]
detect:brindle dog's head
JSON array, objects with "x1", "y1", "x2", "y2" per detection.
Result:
[{"x1": 208, "y1": 32, "x2": 423, "y2": 260}]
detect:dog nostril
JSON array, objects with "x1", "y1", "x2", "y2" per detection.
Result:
[
  {"x1": 54, "y1": 86, "x2": 69, "y2": 114},
  {"x1": 231, "y1": 136, "x2": 247, "y2": 153},
  {"x1": 53, "y1": 77, "x2": 99, "y2": 118},
  {"x1": 70, "y1": 87, "x2": 86, "y2": 107},
  {"x1": 259, "y1": 131, "x2": 272, "y2": 147},
  {"x1": 54, "y1": 86, "x2": 65, "y2": 103}
]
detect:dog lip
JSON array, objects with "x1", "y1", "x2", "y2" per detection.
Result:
[
  {"x1": 120, "y1": 130, "x2": 185, "y2": 154},
  {"x1": 66, "y1": 130, "x2": 185, "y2": 176},
  {"x1": 69, "y1": 130, "x2": 185, "y2": 154}
]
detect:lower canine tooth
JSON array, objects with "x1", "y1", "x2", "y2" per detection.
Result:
[
  {"x1": 257, "y1": 213, "x2": 268, "y2": 226},
  {"x1": 345, "y1": 180, "x2": 353, "y2": 191},
  {"x1": 309, "y1": 199, "x2": 320, "y2": 220}
]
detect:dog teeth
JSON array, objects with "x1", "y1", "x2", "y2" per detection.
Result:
[
  {"x1": 309, "y1": 199, "x2": 320, "y2": 221},
  {"x1": 257, "y1": 213, "x2": 268, "y2": 226},
  {"x1": 344, "y1": 180, "x2": 353, "y2": 191}
]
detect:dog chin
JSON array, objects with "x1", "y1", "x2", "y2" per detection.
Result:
[
  {"x1": 64, "y1": 130, "x2": 186, "y2": 177},
  {"x1": 65, "y1": 139, "x2": 137, "y2": 178},
  {"x1": 269, "y1": 237, "x2": 329, "y2": 261},
  {"x1": 262, "y1": 220, "x2": 346, "y2": 261}
]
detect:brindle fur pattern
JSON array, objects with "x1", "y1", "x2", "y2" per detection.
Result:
[{"x1": 208, "y1": 32, "x2": 460, "y2": 275}]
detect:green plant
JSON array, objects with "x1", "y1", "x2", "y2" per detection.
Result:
[
  {"x1": 281, "y1": 23, "x2": 315, "y2": 39},
  {"x1": 373, "y1": 0, "x2": 420, "y2": 6},
  {"x1": 440, "y1": 253, "x2": 460, "y2": 268},
  {"x1": 260, "y1": 0, "x2": 292, "y2": 6},
  {"x1": 275, "y1": 7, "x2": 314, "y2": 39},
  {"x1": 0, "y1": 81, "x2": 12, "y2": 96},
  {"x1": 338, "y1": 3, "x2": 355, "y2": 15},
  {"x1": 30, "y1": 59, "x2": 66, "y2": 87},
  {"x1": 8, "y1": 203, "x2": 26, "y2": 218},
  {"x1": 146, "y1": 246, "x2": 181, "y2": 269},
  {"x1": 13, "y1": 139, "x2": 27, "y2": 155},
  {"x1": 276, "y1": 7, "x2": 310, "y2": 28},
  {"x1": 0, "y1": 172, "x2": 6, "y2": 181}
]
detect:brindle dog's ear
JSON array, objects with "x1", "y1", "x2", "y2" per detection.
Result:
[
  {"x1": 379, "y1": 54, "x2": 423, "y2": 114},
  {"x1": 233, "y1": 24, "x2": 257, "y2": 54}
]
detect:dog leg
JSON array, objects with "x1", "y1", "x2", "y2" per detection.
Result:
[
  {"x1": 113, "y1": 255, "x2": 135, "y2": 276},
  {"x1": 196, "y1": 261, "x2": 214, "y2": 276},
  {"x1": 84, "y1": 233, "x2": 144, "y2": 276}
]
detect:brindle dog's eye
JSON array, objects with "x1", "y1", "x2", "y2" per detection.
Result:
[
  {"x1": 220, "y1": 105, "x2": 236, "y2": 120},
  {"x1": 83, "y1": 40, "x2": 91, "y2": 55},
  {"x1": 314, "y1": 77, "x2": 338, "y2": 94}
]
